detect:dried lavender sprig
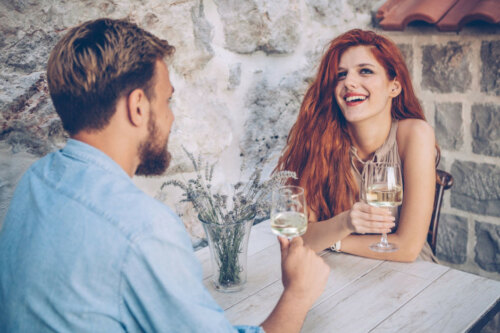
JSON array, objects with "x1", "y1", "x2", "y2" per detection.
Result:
[{"x1": 161, "y1": 150, "x2": 297, "y2": 288}]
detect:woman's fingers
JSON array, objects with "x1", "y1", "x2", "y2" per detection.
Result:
[
  {"x1": 358, "y1": 210, "x2": 395, "y2": 222},
  {"x1": 355, "y1": 221, "x2": 395, "y2": 234},
  {"x1": 358, "y1": 202, "x2": 393, "y2": 215},
  {"x1": 351, "y1": 206, "x2": 394, "y2": 222},
  {"x1": 350, "y1": 202, "x2": 396, "y2": 233}
]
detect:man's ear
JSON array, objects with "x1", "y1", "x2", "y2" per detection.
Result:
[
  {"x1": 127, "y1": 88, "x2": 149, "y2": 127},
  {"x1": 389, "y1": 79, "x2": 402, "y2": 98}
]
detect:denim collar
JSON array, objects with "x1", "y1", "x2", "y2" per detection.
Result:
[{"x1": 61, "y1": 139, "x2": 130, "y2": 180}]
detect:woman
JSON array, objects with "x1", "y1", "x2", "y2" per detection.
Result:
[{"x1": 276, "y1": 29, "x2": 437, "y2": 262}]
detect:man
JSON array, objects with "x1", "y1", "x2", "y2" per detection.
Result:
[{"x1": 0, "y1": 18, "x2": 329, "y2": 332}]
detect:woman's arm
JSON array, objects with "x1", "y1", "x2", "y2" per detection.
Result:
[
  {"x1": 341, "y1": 119, "x2": 436, "y2": 262},
  {"x1": 302, "y1": 205, "x2": 395, "y2": 253},
  {"x1": 303, "y1": 119, "x2": 436, "y2": 262}
]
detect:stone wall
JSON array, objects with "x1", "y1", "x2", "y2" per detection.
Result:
[{"x1": 0, "y1": 0, "x2": 498, "y2": 279}]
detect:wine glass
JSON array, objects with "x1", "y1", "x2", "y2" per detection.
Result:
[
  {"x1": 362, "y1": 162, "x2": 403, "y2": 252},
  {"x1": 270, "y1": 185, "x2": 308, "y2": 239}
]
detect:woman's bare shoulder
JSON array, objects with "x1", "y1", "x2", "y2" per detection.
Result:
[
  {"x1": 396, "y1": 119, "x2": 435, "y2": 158},
  {"x1": 397, "y1": 118, "x2": 434, "y2": 142},
  {"x1": 398, "y1": 118, "x2": 433, "y2": 134}
]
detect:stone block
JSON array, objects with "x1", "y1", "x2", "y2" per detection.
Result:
[
  {"x1": 471, "y1": 103, "x2": 500, "y2": 157},
  {"x1": 436, "y1": 214, "x2": 468, "y2": 264},
  {"x1": 421, "y1": 42, "x2": 472, "y2": 93},
  {"x1": 0, "y1": 144, "x2": 38, "y2": 227},
  {"x1": 437, "y1": 155, "x2": 446, "y2": 170},
  {"x1": 214, "y1": 0, "x2": 300, "y2": 55},
  {"x1": 191, "y1": 1, "x2": 214, "y2": 58},
  {"x1": 306, "y1": 0, "x2": 349, "y2": 26},
  {"x1": 450, "y1": 161, "x2": 500, "y2": 217},
  {"x1": 434, "y1": 102, "x2": 463, "y2": 150},
  {"x1": 0, "y1": 28, "x2": 59, "y2": 75},
  {"x1": 153, "y1": 0, "x2": 214, "y2": 75},
  {"x1": 228, "y1": 63, "x2": 242, "y2": 90},
  {"x1": 397, "y1": 44, "x2": 413, "y2": 75},
  {"x1": 0, "y1": 74, "x2": 66, "y2": 156},
  {"x1": 305, "y1": 0, "x2": 375, "y2": 27},
  {"x1": 241, "y1": 71, "x2": 310, "y2": 169},
  {"x1": 347, "y1": 0, "x2": 374, "y2": 13},
  {"x1": 474, "y1": 221, "x2": 500, "y2": 273},
  {"x1": 480, "y1": 40, "x2": 500, "y2": 96}
]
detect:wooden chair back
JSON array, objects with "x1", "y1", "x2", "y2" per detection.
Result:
[{"x1": 428, "y1": 169, "x2": 454, "y2": 254}]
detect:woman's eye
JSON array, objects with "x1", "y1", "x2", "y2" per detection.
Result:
[
  {"x1": 337, "y1": 71, "x2": 347, "y2": 79},
  {"x1": 360, "y1": 68, "x2": 373, "y2": 74}
]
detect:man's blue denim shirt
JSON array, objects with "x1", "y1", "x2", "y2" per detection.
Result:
[{"x1": 0, "y1": 139, "x2": 263, "y2": 333}]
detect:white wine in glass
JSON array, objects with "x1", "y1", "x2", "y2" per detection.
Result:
[
  {"x1": 365, "y1": 184, "x2": 403, "y2": 207},
  {"x1": 363, "y1": 162, "x2": 402, "y2": 252},
  {"x1": 271, "y1": 185, "x2": 308, "y2": 239}
]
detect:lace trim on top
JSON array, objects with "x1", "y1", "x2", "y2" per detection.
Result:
[{"x1": 350, "y1": 120, "x2": 400, "y2": 178}]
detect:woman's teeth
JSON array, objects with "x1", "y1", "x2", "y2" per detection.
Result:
[{"x1": 345, "y1": 96, "x2": 367, "y2": 102}]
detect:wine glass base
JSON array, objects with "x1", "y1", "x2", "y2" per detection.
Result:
[{"x1": 369, "y1": 242, "x2": 398, "y2": 253}]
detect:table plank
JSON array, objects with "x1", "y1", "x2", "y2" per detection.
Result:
[
  {"x1": 314, "y1": 252, "x2": 384, "y2": 305},
  {"x1": 371, "y1": 268, "x2": 500, "y2": 333},
  {"x1": 225, "y1": 280, "x2": 284, "y2": 326},
  {"x1": 224, "y1": 253, "x2": 384, "y2": 326},
  {"x1": 380, "y1": 259, "x2": 451, "y2": 280},
  {"x1": 205, "y1": 243, "x2": 282, "y2": 310},
  {"x1": 302, "y1": 259, "x2": 448, "y2": 332}
]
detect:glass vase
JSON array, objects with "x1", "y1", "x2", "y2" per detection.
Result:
[{"x1": 199, "y1": 215, "x2": 253, "y2": 293}]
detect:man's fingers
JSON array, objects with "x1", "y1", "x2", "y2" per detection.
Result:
[
  {"x1": 278, "y1": 236, "x2": 290, "y2": 261},
  {"x1": 290, "y1": 236, "x2": 304, "y2": 247}
]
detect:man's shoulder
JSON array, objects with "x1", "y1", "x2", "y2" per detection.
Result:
[
  {"x1": 24, "y1": 148, "x2": 183, "y2": 240},
  {"x1": 77, "y1": 172, "x2": 182, "y2": 240}
]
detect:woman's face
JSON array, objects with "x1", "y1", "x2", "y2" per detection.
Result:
[{"x1": 334, "y1": 45, "x2": 400, "y2": 124}]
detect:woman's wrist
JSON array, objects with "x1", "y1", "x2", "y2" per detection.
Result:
[
  {"x1": 330, "y1": 240, "x2": 341, "y2": 252},
  {"x1": 343, "y1": 210, "x2": 355, "y2": 233}
]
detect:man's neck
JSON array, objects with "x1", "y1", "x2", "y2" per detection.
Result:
[{"x1": 72, "y1": 129, "x2": 139, "y2": 178}]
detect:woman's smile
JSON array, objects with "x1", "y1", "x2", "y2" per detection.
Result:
[{"x1": 344, "y1": 92, "x2": 368, "y2": 107}]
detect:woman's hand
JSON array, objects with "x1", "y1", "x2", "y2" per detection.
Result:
[{"x1": 347, "y1": 202, "x2": 395, "y2": 234}]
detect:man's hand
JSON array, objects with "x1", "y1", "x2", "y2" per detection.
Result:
[
  {"x1": 347, "y1": 202, "x2": 395, "y2": 234},
  {"x1": 261, "y1": 236, "x2": 330, "y2": 333},
  {"x1": 278, "y1": 236, "x2": 330, "y2": 308}
]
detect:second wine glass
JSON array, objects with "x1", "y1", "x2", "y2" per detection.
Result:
[
  {"x1": 363, "y1": 162, "x2": 403, "y2": 252},
  {"x1": 270, "y1": 185, "x2": 308, "y2": 239}
]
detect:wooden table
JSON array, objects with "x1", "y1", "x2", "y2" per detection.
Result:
[{"x1": 195, "y1": 220, "x2": 500, "y2": 332}]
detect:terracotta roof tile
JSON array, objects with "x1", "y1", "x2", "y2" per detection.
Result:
[
  {"x1": 437, "y1": 0, "x2": 500, "y2": 31},
  {"x1": 377, "y1": 0, "x2": 500, "y2": 31}
]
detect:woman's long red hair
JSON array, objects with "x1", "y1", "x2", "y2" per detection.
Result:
[{"x1": 276, "y1": 29, "x2": 427, "y2": 221}]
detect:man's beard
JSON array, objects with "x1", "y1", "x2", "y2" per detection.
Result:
[{"x1": 135, "y1": 113, "x2": 171, "y2": 176}]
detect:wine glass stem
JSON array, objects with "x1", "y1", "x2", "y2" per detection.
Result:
[{"x1": 380, "y1": 233, "x2": 389, "y2": 246}]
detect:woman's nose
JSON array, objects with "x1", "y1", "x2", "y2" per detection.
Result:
[{"x1": 344, "y1": 72, "x2": 358, "y2": 89}]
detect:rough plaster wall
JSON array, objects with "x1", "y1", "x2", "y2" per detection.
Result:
[{"x1": 0, "y1": 0, "x2": 499, "y2": 279}]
